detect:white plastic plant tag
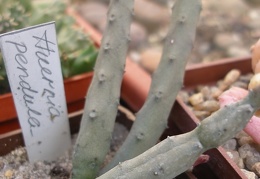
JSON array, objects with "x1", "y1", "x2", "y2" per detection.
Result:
[{"x1": 0, "y1": 22, "x2": 71, "y2": 162}]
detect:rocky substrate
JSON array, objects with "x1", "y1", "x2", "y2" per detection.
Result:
[
  {"x1": 0, "y1": 122, "x2": 129, "y2": 179},
  {"x1": 178, "y1": 69, "x2": 260, "y2": 179},
  {"x1": 75, "y1": 0, "x2": 260, "y2": 73}
]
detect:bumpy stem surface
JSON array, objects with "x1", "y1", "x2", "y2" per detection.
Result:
[
  {"x1": 71, "y1": 0, "x2": 134, "y2": 178},
  {"x1": 101, "y1": 0, "x2": 202, "y2": 173},
  {"x1": 98, "y1": 87, "x2": 260, "y2": 179}
]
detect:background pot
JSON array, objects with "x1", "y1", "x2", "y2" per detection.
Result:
[
  {"x1": 0, "y1": 6, "x2": 252, "y2": 179},
  {"x1": 70, "y1": 8, "x2": 252, "y2": 178},
  {"x1": 174, "y1": 57, "x2": 252, "y2": 179}
]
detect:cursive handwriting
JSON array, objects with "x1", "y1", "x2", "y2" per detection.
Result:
[
  {"x1": 5, "y1": 40, "x2": 41, "y2": 136},
  {"x1": 33, "y1": 30, "x2": 61, "y2": 121}
]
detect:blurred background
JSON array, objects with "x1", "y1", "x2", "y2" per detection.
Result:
[{"x1": 75, "y1": 0, "x2": 260, "y2": 72}]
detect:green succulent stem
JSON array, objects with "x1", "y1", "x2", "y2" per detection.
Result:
[
  {"x1": 98, "y1": 87, "x2": 260, "y2": 179},
  {"x1": 101, "y1": 0, "x2": 202, "y2": 173},
  {"x1": 71, "y1": 0, "x2": 134, "y2": 178}
]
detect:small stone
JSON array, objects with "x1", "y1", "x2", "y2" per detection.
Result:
[
  {"x1": 238, "y1": 136, "x2": 254, "y2": 146},
  {"x1": 77, "y1": 2, "x2": 108, "y2": 32},
  {"x1": 140, "y1": 47, "x2": 162, "y2": 73},
  {"x1": 178, "y1": 91, "x2": 190, "y2": 104},
  {"x1": 227, "y1": 46, "x2": 250, "y2": 57},
  {"x1": 247, "y1": 10, "x2": 260, "y2": 30},
  {"x1": 5, "y1": 170, "x2": 13, "y2": 178},
  {"x1": 235, "y1": 131, "x2": 248, "y2": 140},
  {"x1": 241, "y1": 169, "x2": 258, "y2": 179},
  {"x1": 210, "y1": 86, "x2": 223, "y2": 99},
  {"x1": 252, "y1": 162, "x2": 260, "y2": 177},
  {"x1": 189, "y1": 92, "x2": 204, "y2": 106},
  {"x1": 239, "y1": 73, "x2": 254, "y2": 84},
  {"x1": 50, "y1": 165, "x2": 70, "y2": 177},
  {"x1": 244, "y1": 0, "x2": 260, "y2": 8},
  {"x1": 248, "y1": 73, "x2": 260, "y2": 91},
  {"x1": 232, "y1": 81, "x2": 248, "y2": 89},
  {"x1": 193, "y1": 100, "x2": 220, "y2": 112},
  {"x1": 217, "y1": 69, "x2": 241, "y2": 91},
  {"x1": 129, "y1": 51, "x2": 141, "y2": 63},
  {"x1": 193, "y1": 110, "x2": 211, "y2": 120},
  {"x1": 134, "y1": 0, "x2": 170, "y2": 31},
  {"x1": 129, "y1": 22, "x2": 147, "y2": 50},
  {"x1": 200, "y1": 86, "x2": 211, "y2": 100},
  {"x1": 226, "y1": 150, "x2": 241, "y2": 166},
  {"x1": 238, "y1": 158, "x2": 245, "y2": 169},
  {"x1": 148, "y1": 26, "x2": 168, "y2": 44},
  {"x1": 238, "y1": 144, "x2": 260, "y2": 170},
  {"x1": 214, "y1": 33, "x2": 243, "y2": 50},
  {"x1": 198, "y1": 42, "x2": 211, "y2": 55},
  {"x1": 222, "y1": 139, "x2": 237, "y2": 151},
  {"x1": 0, "y1": 160, "x2": 4, "y2": 170}
]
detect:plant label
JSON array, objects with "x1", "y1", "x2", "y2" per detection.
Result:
[{"x1": 0, "y1": 22, "x2": 71, "y2": 162}]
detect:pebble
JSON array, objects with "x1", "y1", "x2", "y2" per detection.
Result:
[
  {"x1": 192, "y1": 110, "x2": 211, "y2": 120},
  {"x1": 178, "y1": 91, "x2": 190, "y2": 104},
  {"x1": 49, "y1": 165, "x2": 70, "y2": 178},
  {"x1": 76, "y1": 0, "x2": 258, "y2": 65},
  {"x1": 241, "y1": 169, "x2": 258, "y2": 179},
  {"x1": 202, "y1": 0, "x2": 249, "y2": 18},
  {"x1": 247, "y1": 10, "x2": 260, "y2": 29},
  {"x1": 232, "y1": 81, "x2": 249, "y2": 89},
  {"x1": 238, "y1": 144, "x2": 260, "y2": 170},
  {"x1": 130, "y1": 22, "x2": 147, "y2": 50},
  {"x1": 5, "y1": 169, "x2": 13, "y2": 178},
  {"x1": 129, "y1": 51, "x2": 141, "y2": 63},
  {"x1": 193, "y1": 100, "x2": 220, "y2": 112},
  {"x1": 139, "y1": 47, "x2": 162, "y2": 73},
  {"x1": 222, "y1": 139, "x2": 237, "y2": 151},
  {"x1": 238, "y1": 136, "x2": 254, "y2": 146},
  {"x1": 0, "y1": 160, "x2": 4, "y2": 171},
  {"x1": 214, "y1": 33, "x2": 243, "y2": 50},
  {"x1": 77, "y1": 2, "x2": 107, "y2": 32},
  {"x1": 243, "y1": 0, "x2": 260, "y2": 7},
  {"x1": 252, "y1": 162, "x2": 260, "y2": 177},
  {"x1": 189, "y1": 92, "x2": 204, "y2": 106},
  {"x1": 134, "y1": 0, "x2": 170, "y2": 31},
  {"x1": 219, "y1": 69, "x2": 241, "y2": 91},
  {"x1": 236, "y1": 130, "x2": 249, "y2": 139},
  {"x1": 199, "y1": 86, "x2": 211, "y2": 100},
  {"x1": 227, "y1": 46, "x2": 250, "y2": 58},
  {"x1": 226, "y1": 150, "x2": 244, "y2": 168},
  {"x1": 239, "y1": 73, "x2": 254, "y2": 84},
  {"x1": 210, "y1": 86, "x2": 223, "y2": 99}
]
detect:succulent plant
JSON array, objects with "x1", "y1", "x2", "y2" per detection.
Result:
[
  {"x1": 0, "y1": 0, "x2": 98, "y2": 94},
  {"x1": 71, "y1": 0, "x2": 260, "y2": 179}
]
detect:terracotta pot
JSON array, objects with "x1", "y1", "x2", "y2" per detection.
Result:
[
  {"x1": 68, "y1": 9, "x2": 252, "y2": 178},
  {"x1": 174, "y1": 57, "x2": 252, "y2": 179},
  {"x1": 0, "y1": 104, "x2": 197, "y2": 179},
  {"x1": 0, "y1": 7, "x2": 251, "y2": 178},
  {"x1": 0, "y1": 72, "x2": 93, "y2": 134},
  {"x1": 66, "y1": 8, "x2": 151, "y2": 112},
  {"x1": 0, "y1": 8, "x2": 151, "y2": 134}
]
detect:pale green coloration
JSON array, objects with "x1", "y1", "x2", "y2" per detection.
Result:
[
  {"x1": 197, "y1": 88, "x2": 260, "y2": 150},
  {"x1": 98, "y1": 87, "x2": 260, "y2": 179},
  {"x1": 72, "y1": 0, "x2": 260, "y2": 178},
  {"x1": 71, "y1": 0, "x2": 134, "y2": 178},
  {"x1": 101, "y1": 0, "x2": 202, "y2": 173}
]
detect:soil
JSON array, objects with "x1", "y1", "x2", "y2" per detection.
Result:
[
  {"x1": 76, "y1": 0, "x2": 260, "y2": 73},
  {"x1": 0, "y1": 122, "x2": 129, "y2": 179},
  {"x1": 178, "y1": 70, "x2": 260, "y2": 178},
  {"x1": 2, "y1": 0, "x2": 260, "y2": 178}
]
